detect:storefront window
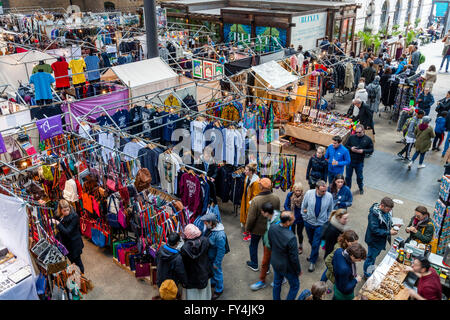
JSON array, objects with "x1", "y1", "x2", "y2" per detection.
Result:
[
  {"x1": 340, "y1": 19, "x2": 348, "y2": 43},
  {"x1": 333, "y1": 20, "x2": 341, "y2": 40},
  {"x1": 393, "y1": 0, "x2": 401, "y2": 26},
  {"x1": 347, "y1": 18, "x2": 354, "y2": 42},
  {"x1": 380, "y1": 1, "x2": 389, "y2": 27}
]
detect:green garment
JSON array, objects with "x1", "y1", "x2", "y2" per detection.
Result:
[
  {"x1": 263, "y1": 210, "x2": 281, "y2": 249},
  {"x1": 333, "y1": 284, "x2": 354, "y2": 300},
  {"x1": 32, "y1": 63, "x2": 53, "y2": 74},
  {"x1": 406, "y1": 216, "x2": 434, "y2": 244},
  {"x1": 325, "y1": 243, "x2": 341, "y2": 283}
]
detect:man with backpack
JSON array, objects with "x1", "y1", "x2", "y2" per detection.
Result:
[
  {"x1": 201, "y1": 212, "x2": 229, "y2": 300},
  {"x1": 366, "y1": 76, "x2": 382, "y2": 115},
  {"x1": 397, "y1": 109, "x2": 425, "y2": 161},
  {"x1": 410, "y1": 45, "x2": 423, "y2": 73}
]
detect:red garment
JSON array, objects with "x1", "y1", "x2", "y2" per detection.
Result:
[
  {"x1": 315, "y1": 64, "x2": 328, "y2": 72},
  {"x1": 51, "y1": 59, "x2": 70, "y2": 88},
  {"x1": 16, "y1": 47, "x2": 28, "y2": 53},
  {"x1": 179, "y1": 172, "x2": 202, "y2": 217},
  {"x1": 417, "y1": 268, "x2": 442, "y2": 300}
]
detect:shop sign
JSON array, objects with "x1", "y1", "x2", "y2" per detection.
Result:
[
  {"x1": 0, "y1": 133, "x2": 6, "y2": 154},
  {"x1": 290, "y1": 12, "x2": 327, "y2": 50},
  {"x1": 224, "y1": 24, "x2": 252, "y2": 43},
  {"x1": 203, "y1": 61, "x2": 214, "y2": 80},
  {"x1": 36, "y1": 115, "x2": 63, "y2": 141}
]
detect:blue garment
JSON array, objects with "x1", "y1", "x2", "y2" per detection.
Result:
[
  {"x1": 162, "y1": 113, "x2": 179, "y2": 142},
  {"x1": 417, "y1": 92, "x2": 435, "y2": 113},
  {"x1": 314, "y1": 195, "x2": 323, "y2": 218},
  {"x1": 96, "y1": 115, "x2": 113, "y2": 126},
  {"x1": 117, "y1": 56, "x2": 127, "y2": 65},
  {"x1": 364, "y1": 203, "x2": 392, "y2": 251},
  {"x1": 332, "y1": 248, "x2": 357, "y2": 295},
  {"x1": 363, "y1": 245, "x2": 383, "y2": 278},
  {"x1": 273, "y1": 271, "x2": 300, "y2": 300},
  {"x1": 442, "y1": 131, "x2": 450, "y2": 156},
  {"x1": 297, "y1": 289, "x2": 312, "y2": 300},
  {"x1": 395, "y1": 60, "x2": 407, "y2": 74},
  {"x1": 320, "y1": 268, "x2": 328, "y2": 282},
  {"x1": 29, "y1": 72, "x2": 55, "y2": 100},
  {"x1": 346, "y1": 162, "x2": 364, "y2": 190},
  {"x1": 328, "y1": 185, "x2": 353, "y2": 210},
  {"x1": 436, "y1": 116, "x2": 446, "y2": 134},
  {"x1": 211, "y1": 263, "x2": 224, "y2": 293},
  {"x1": 207, "y1": 223, "x2": 227, "y2": 268},
  {"x1": 84, "y1": 55, "x2": 101, "y2": 81},
  {"x1": 112, "y1": 109, "x2": 130, "y2": 129},
  {"x1": 325, "y1": 144, "x2": 351, "y2": 175},
  {"x1": 249, "y1": 234, "x2": 262, "y2": 268},
  {"x1": 243, "y1": 113, "x2": 256, "y2": 130},
  {"x1": 200, "y1": 178, "x2": 210, "y2": 215},
  {"x1": 411, "y1": 151, "x2": 426, "y2": 164},
  {"x1": 284, "y1": 192, "x2": 303, "y2": 224},
  {"x1": 304, "y1": 221, "x2": 323, "y2": 264}
]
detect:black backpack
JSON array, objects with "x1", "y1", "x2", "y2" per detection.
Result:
[{"x1": 367, "y1": 85, "x2": 377, "y2": 103}]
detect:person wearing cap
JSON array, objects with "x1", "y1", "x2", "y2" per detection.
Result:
[
  {"x1": 301, "y1": 180, "x2": 334, "y2": 272},
  {"x1": 159, "y1": 279, "x2": 178, "y2": 300},
  {"x1": 245, "y1": 178, "x2": 281, "y2": 272},
  {"x1": 408, "y1": 115, "x2": 435, "y2": 169},
  {"x1": 201, "y1": 212, "x2": 227, "y2": 300},
  {"x1": 180, "y1": 224, "x2": 213, "y2": 300},
  {"x1": 155, "y1": 232, "x2": 188, "y2": 298}
]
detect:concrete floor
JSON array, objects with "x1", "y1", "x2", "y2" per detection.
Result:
[{"x1": 82, "y1": 41, "x2": 450, "y2": 300}]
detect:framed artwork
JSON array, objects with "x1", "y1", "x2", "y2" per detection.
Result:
[
  {"x1": 203, "y1": 61, "x2": 214, "y2": 80},
  {"x1": 215, "y1": 64, "x2": 224, "y2": 78},
  {"x1": 193, "y1": 59, "x2": 203, "y2": 78}
]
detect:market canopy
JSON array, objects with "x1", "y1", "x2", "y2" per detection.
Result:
[
  {"x1": 101, "y1": 58, "x2": 178, "y2": 98},
  {"x1": 0, "y1": 50, "x2": 57, "y2": 89},
  {"x1": 251, "y1": 60, "x2": 297, "y2": 89}
]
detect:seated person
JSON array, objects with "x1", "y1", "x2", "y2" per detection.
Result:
[{"x1": 405, "y1": 206, "x2": 434, "y2": 245}]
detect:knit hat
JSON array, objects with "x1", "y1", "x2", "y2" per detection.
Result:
[
  {"x1": 159, "y1": 279, "x2": 178, "y2": 300},
  {"x1": 422, "y1": 116, "x2": 432, "y2": 123},
  {"x1": 357, "y1": 82, "x2": 365, "y2": 89},
  {"x1": 259, "y1": 178, "x2": 272, "y2": 189},
  {"x1": 200, "y1": 212, "x2": 217, "y2": 222},
  {"x1": 184, "y1": 224, "x2": 201, "y2": 240}
]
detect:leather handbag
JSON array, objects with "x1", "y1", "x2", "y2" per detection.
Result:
[
  {"x1": 92, "y1": 196, "x2": 100, "y2": 217},
  {"x1": 118, "y1": 203, "x2": 127, "y2": 229},
  {"x1": 107, "y1": 195, "x2": 122, "y2": 229},
  {"x1": 91, "y1": 223, "x2": 108, "y2": 248},
  {"x1": 80, "y1": 216, "x2": 93, "y2": 239},
  {"x1": 134, "y1": 168, "x2": 151, "y2": 192},
  {"x1": 106, "y1": 174, "x2": 118, "y2": 191}
]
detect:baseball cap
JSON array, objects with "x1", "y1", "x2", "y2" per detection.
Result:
[{"x1": 200, "y1": 212, "x2": 217, "y2": 222}]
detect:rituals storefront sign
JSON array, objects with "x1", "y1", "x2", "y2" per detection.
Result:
[{"x1": 290, "y1": 12, "x2": 327, "y2": 50}]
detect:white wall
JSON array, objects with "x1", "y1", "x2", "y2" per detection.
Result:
[{"x1": 354, "y1": 0, "x2": 434, "y2": 34}]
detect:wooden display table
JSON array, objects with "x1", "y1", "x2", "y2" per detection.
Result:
[{"x1": 284, "y1": 123, "x2": 350, "y2": 147}]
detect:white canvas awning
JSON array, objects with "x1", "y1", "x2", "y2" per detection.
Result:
[
  {"x1": 251, "y1": 60, "x2": 297, "y2": 89},
  {"x1": 0, "y1": 50, "x2": 57, "y2": 89},
  {"x1": 101, "y1": 58, "x2": 178, "y2": 98}
]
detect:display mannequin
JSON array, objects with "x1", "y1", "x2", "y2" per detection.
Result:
[
  {"x1": 29, "y1": 70, "x2": 55, "y2": 106},
  {"x1": 84, "y1": 50, "x2": 101, "y2": 97},
  {"x1": 51, "y1": 56, "x2": 70, "y2": 94},
  {"x1": 69, "y1": 57, "x2": 86, "y2": 99},
  {"x1": 32, "y1": 60, "x2": 52, "y2": 74}
]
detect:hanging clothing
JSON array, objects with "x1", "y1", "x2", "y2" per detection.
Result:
[
  {"x1": 344, "y1": 62, "x2": 354, "y2": 90},
  {"x1": 98, "y1": 132, "x2": 115, "y2": 162},
  {"x1": 51, "y1": 58, "x2": 70, "y2": 88},
  {"x1": 179, "y1": 172, "x2": 202, "y2": 217},
  {"x1": 138, "y1": 146, "x2": 163, "y2": 186},
  {"x1": 191, "y1": 121, "x2": 207, "y2": 154},
  {"x1": 84, "y1": 55, "x2": 101, "y2": 81},
  {"x1": 158, "y1": 152, "x2": 183, "y2": 194},
  {"x1": 69, "y1": 58, "x2": 86, "y2": 85},
  {"x1": 112, "y1": 109, "x2": 130, "y2": 129},
  {"x1": 32, "y1": 63, "x2": 52, "y2": 74},
  {"x1": 29, "y1": 72, "x2": 55, "y2": 101}
]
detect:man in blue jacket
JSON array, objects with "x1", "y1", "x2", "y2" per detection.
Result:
[
  {"x1": 363, "y1": 197, "x2": 398, "y2": 278},
  {"x1": 201, "y1": 212, "x2": 227, "y2": 300},
  {"x1": 325, "y1": 135, "x2": 351, "y2": 184}
]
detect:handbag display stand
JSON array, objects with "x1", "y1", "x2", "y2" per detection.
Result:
[{"x1": 112, "y1": 256, "x2": 157, "y2": 288}]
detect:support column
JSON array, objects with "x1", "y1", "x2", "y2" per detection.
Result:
[{"x1": 144, "y1": 0, "x2": 159, "y2": 59}]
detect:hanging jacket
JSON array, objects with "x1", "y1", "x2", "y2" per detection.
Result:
[
  {"x1": 181, "y1": 236, "x2": 213, "y2": 289},
  {"x1": 344, "y1": 62, "x2": 354, "y2": 90},
  {"x1": 156, "y1": 244, "x2": 188, "y2": 287}
]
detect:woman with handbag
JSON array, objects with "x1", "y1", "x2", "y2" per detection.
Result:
[{"x1": 51, "y1": 200, "x2": 85, "y2": 273}]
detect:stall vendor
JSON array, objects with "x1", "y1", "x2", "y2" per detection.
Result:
[
  {"x1": 405, "y1": 206, "x2": 434, "y2": 245},
  {"x1": 404, "y1": 256, "x2": 442, "y2": 300}
]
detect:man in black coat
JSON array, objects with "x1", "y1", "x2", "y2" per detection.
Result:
[
  {"x1": 441, "y1": 91, "x2": 450, "y2": 157},
  {"x1": 345, "y1": 125, "x2": 374, "y2": 195},
  {"x1": 436, "y1": 90, "x2": 450, "y2": 114},
  {"x1": 156, "y1": 232, "x2": 188, "y2": 291},
  {"x1": 353, "y1": 98, "x2": 374, "y2": 133},
  {"x1": 268, "y1": 211, "x2": 301, "y2": 300},
  {"x1": 361, "y1": 61, "x2": 376, "y2": 85}
]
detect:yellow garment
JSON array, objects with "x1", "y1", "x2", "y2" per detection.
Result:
[
  {"x1": 69, "y1": 59, "x2": 86, "y2": 85},
  {"x1": 164, "y1": 94, "x2": 180, "y2": 107},
  {"x1": 240, "y1": 176, "x2": 261, "y2": 225}
]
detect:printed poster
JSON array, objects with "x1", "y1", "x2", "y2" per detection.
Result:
[
  {"x1": 203, "y1": 61, "x2": 214, "y2": 80},
  {"x1": 215, "y1": 64, "x2": 224, "y2": 78},
  {"x1": 193, "y1": 59, "x2": 203, "y2": 78}
]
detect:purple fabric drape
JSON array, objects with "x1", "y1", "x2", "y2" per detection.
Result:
[{"x1": 61, "y1": 88, "x2": 129, "y2": 130}]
